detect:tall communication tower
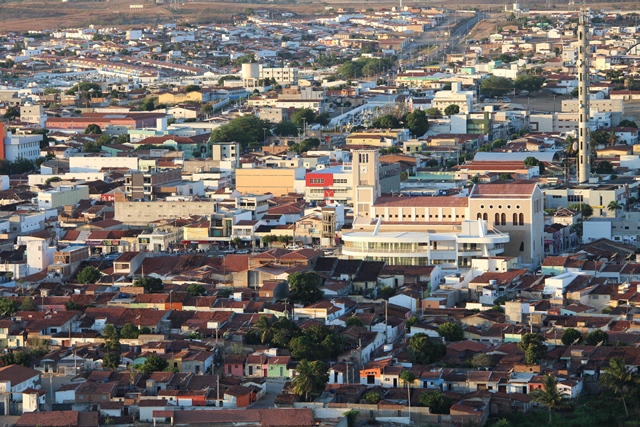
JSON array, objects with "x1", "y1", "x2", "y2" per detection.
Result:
[{"x1": 577, "y1": 7, "x2": 590, "y2": 183}]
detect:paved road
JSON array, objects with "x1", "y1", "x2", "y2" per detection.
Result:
[{"x1": 251, "y1": 379, "x2": 286, "y2": 409}]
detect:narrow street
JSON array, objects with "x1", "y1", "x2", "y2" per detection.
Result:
[{"x1": 251, "y1": 379, "x2": 286, "y2": 409}]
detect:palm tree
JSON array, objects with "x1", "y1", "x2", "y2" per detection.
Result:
[
  {"x1": 291, "y1": 360, "x2": 328, "y2": 402},
  {"x1": 600, "y1": 357, "x2": 637, "y2": 417},
  {"x1": 607, "y1": 131, "x2": 620, "y2": 147},
  {"x1": 254, "y1": 315, "x2": 274, "y2": 344},
  {"x1": 399, "y1": 370, "x2": 416, "y2": 414},
  {"x1": 607, "y1": 200, "x2": 622, "y2": 212},
  {"x1": 292, "y1": 359, "x2": 314, "y2": 401},
  {"x1": 530, "y1": 374, "x2": 565, "y2": 424}
]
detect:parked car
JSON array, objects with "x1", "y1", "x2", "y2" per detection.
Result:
[
  {"x1": 223, "y1": 248, "x2": 235, "y2": 254},
  {"x1": 237, "y1": 249, "x2": 249, "y2": 254}
]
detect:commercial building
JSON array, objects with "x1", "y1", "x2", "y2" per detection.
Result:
[
  {"x1": 242, "y1": 63, "x2": 298, "y2": 87},
  {"x1": 114, "y1": 196, "x2": 218, "y2": 225},
  {"x1": 37, "y1": 185, "x2": 90, "y2": 210},
  {"x1": 545, "y1": 183, "x2": 631, "y2": 218},
  {"x1": 341, "y1": 149, "x2": 545, "y2": 268},
  {"x1": 431, "y1": 82, "x2": 475, "y2": 114},
  {"x1": 235, "y1": 166, "x2": 305, "y2": 196},
  {"x1": 1, "y1": 129, "x2": 43, "y2": 162},
  {"x1": 123, "y1": 169, "x2": 205, "y2": 201}
]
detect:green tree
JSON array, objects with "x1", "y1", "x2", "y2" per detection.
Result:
[
  {"x1": 607, "y1": 200, "x2": 622, "y2": 212},
  {"x1": 596, "y1": 161, "x2": 614, "y2": 174},
  {"x1": 425, "y1": 107, "x2": 441, "y2": 116},
  {"x1": 400, "y1": 370, "x2": 416, "y2": 388},
  {"x1": 235, "y1": 54, "x2": 255, "y2": 67},
  {"x1": 405, "y1": 109, "x2": 429, "y2": 137},
  {"x1": 499, "y1": 173, "x2": 513, "y2": 180},
  {"x1": 254, "y1": 315, "x2": 275, "y2": 344},
  {"x1": 291, "y1": 359, "x2": 329, "y2": 401},
  {"x1": 568, "y1": 203, "x2": 593, "y2": 219},
  {"x1": 591, "y1": 129, "x2": 618, "y2": 147},
  {"x1": 139, "y1": 353, "x2": 169, "y2": 374},
  {"x1": 480, "y1": 75, "x2": 514, "y2": 97},
  {"x1": 0, "y1": 298, "x2": 17, "y2": 316},
  {"x1": 65, "y1": 301, "x2": 81, "y2": 311},
  {"x1": 518, "y1": 333, "x2": 547, "y2": 365},
  {"x1": 186, "y1": 283, "x2": 206, "y2": 296},
  {"x1": 210, "y1": 115, "x2": 271, "y2": 150},
  {"x1": 600, "y1": 357, "x2": 637, "y2": 417},
  {"x1": 103, "y1": 353, "x2": 121, "y2": 370},
  {"x1": 560, "y1": 327, "x2": 582, "y2": 345},
  {"x1": 297, "y1": 138, "x2": 320, "y2": 154},
  {"x1": 289, "y1": 335, "x2": 317, "y2": 360},
  {"x1": 471, "y1": 353, "x2": 493, "y2": 369},
  {"x1": 102, "y1": 324, "x2": 121, "y2": 352},
  {"x1": 524, "y1": 156, "x2": 545, "y2": 174},
  {"x1": 372, "y1": 114, "x2": 400, "y2": 129},
  {"x1": 406, "y1": 316, "x2": 418, "y2": 332},
  {"x1": 291, "y1": 108, "x2": 316, "y2": 127},
  {"x1": 444, "y1": 104, "x2": 460, "y2": 116},
  {"x1": 400, "y1": 370, "x2": 415, "y2": 410},
  {"x1": 184, "y1": 84, "x2": 200, "y2": 93},
  {"x1": 530, "y1": 374, "x2": 565, "y2": 424},
  {"x1": 20, "y1": 297, "x2": 37, "y2": 312},
  {"x1": 585, "y1": 329, "x2": 608, "y2": 346},
  {"x1": 77, "y1": 266, "x2": 102, "y2": 284},
  {"x1": 133, "y1": 277, "x2": 164, "y2": 293},
  {"x1": 84, "y1": 124, "x2": 102, "y2": 135},
  {"x1": 344, "y1": 410, "x2": 359, "y2": 427},
  {"x1": 438, "y1": 322, "x2": 464, "y2": 342},
  {"x1": 492, "y1": 138, "x2": 507, "y2": 149},
  {"x1": 409, "y1": 333, "x2": 446, "y2": 364},
  {"x1": 364, "y1": 392, "x2": 382, "y2": 404},
  {"x1": 288, "y1": 272, "x2": 323, "y2": 305},
  {"x1": 377, "y1": 286, "x2": 396, "y2": 300},
  {"x1": 619, "y1": 119, "x2": 638, "y2": 128},
  {"x1": 514, "y1": 74, "x2": 545, "y2": 93},
  {"x1": 314, "y1": 112, "x2": 331, "y2": 126},
  {"x1": 346, "y1": 315, "x2": 364, "y2": 327},
  {"x1": 419, "y1": 391, "x2": 453, "y2": 414},
  {"x1": 120, "y1": 323, "x2": 140, "y2": 339},
  {"x1": 273, "y1": 120, "x2": 298, "y2": 136}
]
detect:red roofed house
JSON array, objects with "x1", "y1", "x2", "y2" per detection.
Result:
[
  {"x1": 15, "y1": 410, "x2": 99, "y2": 427},
  {"x1": 223, "y1": 385, "x2": 255, "y2": 407},
  {"x1": 0, "y1": 365, "x2": 41, "y2": 403},
  {"x1": 224, "y1": 354, "x2": 246, "y2": 377}
]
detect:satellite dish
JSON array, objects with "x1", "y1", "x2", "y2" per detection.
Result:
[{"x1": 572, "y1": 142, "x2": 578, "y2": 151}]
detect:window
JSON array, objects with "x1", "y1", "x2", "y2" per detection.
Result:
[
  {"x1": 519, "y1": 213, "x2": 524, "y2": 226},
  {"x1": 501, "y1": 213, "x2": 506, "y2": 225},
  {"x1": 495, "y1": 213, "x2": 500, "y2": 224},
  {"x1": 513, "y1": 213, "x2": 518, "y2": 225},
  {"x1": 483, "y1": 213, "x2": 488, "y2": 221}
]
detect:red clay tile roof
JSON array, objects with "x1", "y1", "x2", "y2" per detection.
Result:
[{"x1": 15, "y1": 410, "x2": 99, "y2": 427}]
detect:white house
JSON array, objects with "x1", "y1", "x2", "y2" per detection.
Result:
[{"x1": 0, "y1": 365, "x2": 41, "y2": 402}]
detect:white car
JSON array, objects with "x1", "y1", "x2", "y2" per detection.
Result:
[
  {"x1": 237, "y1": 249, "x2": 249, "y2": 254},
  {"x1": 223, "y1": 248, "x2": 235, "y2": 254}
]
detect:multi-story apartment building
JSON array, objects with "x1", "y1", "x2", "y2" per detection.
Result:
[
  {"x1": 236, "y1": 166, "x2": 305, "y2": 196},
  {"x1": 545, "y1": 182, "x2": 632, "y2": 219},
  {"x1": 305, "y1": 161, "x2": 400, "y2": 206},
  {"x1": 341, "y1": 149, "x2": 545, "y2": 270}
]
